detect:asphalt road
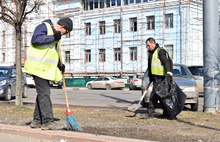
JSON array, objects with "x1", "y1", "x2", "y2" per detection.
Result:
[{"x1": 14, "y1": 87, "x2": 204, "y2": 111}]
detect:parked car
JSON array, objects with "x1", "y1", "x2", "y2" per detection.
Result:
[
  {"x1": 25, "y1": 74, "x2": 35, "y2": 88},
  {"x1": 49, "y1": 80, "x2": 63, "y2": 89},
  {"x1": 0, "y1": 66, "x2": 27, "y2": 100},
  {"x1": 187, "y1": 65, "x2": 204, "y2": 94},
  {"x1": 142, "y1": 64, "x2": 199, "y2": 111},
  {"x1": 86, "y1": 77, "x2": 125, "y2": 90},
  {"x1": 129, "y1": 73, "x2": 144, "y2": 90}
]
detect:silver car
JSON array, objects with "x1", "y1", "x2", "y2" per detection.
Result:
[
  {"x1": 129, "y1": 73, "x2": 144, "y2": 90},
  {"x1": 187, "y1": 65, "x2": 204, "y2": 94},
  {"x1": 142, "y1": 64, "x2": 199, "y2": 111},
  {"x1": 86, "y1": 77, "x2": 125, "y2": 90}
]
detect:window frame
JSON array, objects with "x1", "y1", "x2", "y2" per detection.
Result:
[
  {"x1": 113, "y1": 19, "x2": 121, "y2": 33},
  {"x1": 85, "y1": 22, "x2": 91, "y2": 36},
  {"x1": 99, "y1": 49, "x2": 106, "y2": 62},
  {"x1": 99, "y1": 21, "x2": 105, "y2": 35},
  {"x1": 146, "y1": 15, "x2": 155, "y2": 30},
  {"x1": 129, "y1": 47, "x2": 137, "y2": 61},
  {"x1": 113, "y1": 48, "x2": 121, "y2": 61},
  {"x1": 164, "y1": 45, "x2": 173, "y2": 60},
  {"x1": 85, "y1": 49, "x2": 91, "y2": 63},
  {"x1": 129, "y1": 17, "x2": 137, "y2": 32},
  {"x1": 65, "y1": 51, "x2": 71, "y2": 63},
  {"x1": 165, "y1": 13, "x2": 173, "y2": 29}
]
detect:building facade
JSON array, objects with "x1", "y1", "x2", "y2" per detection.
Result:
[{"x1": 0, "y1": 0, "x2": 203, "y2": 78}]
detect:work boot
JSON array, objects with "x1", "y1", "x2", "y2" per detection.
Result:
[
  {"x1": 158, "y1": 113, "x2": 176, "y2": 120},
  {"x1": 30, "y1": 121, "x2": 41, "y2": 128},
  {"x1": 41, "y1": 121, "x2": 64, "y2": 130},
  {"x1": 158, "y1": 113, "x2": 170, "y2": 119},
  {"x1": 140, "y1": 113, "x2": 155, "y2": 119}
]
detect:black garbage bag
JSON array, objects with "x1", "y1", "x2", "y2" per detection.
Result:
[
  {"x1": 155, "y1": 75, "x2": 176, "y2": 98},
  {"x1": 155, "y1": 75, "x2": 187, "y2": 119}
]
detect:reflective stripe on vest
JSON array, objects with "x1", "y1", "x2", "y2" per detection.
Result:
[
  {"x1": 26, "y1": 56, "x2": 57, "y2": 65},
  {"x1": 151, "y1": 48, "x2": 166, "y2": 76},
  {"x1": 23, "y1": 22, "x2": 62, "y2": 82}
]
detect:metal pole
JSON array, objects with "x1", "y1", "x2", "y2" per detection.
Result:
[{"x1": 203, "y1": 0, "x2": 219, "y2": 114}]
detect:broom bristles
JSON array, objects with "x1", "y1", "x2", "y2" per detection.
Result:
[{"x1": 66, "y1": 115, "x2": 83, "y2": 131}]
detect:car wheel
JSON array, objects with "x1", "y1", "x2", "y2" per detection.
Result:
[
  {"x1": 22, "y1": 85, "x2": 28, "y2": 98},
  {"x1": 87, "y1": 84, "x2": 92, "y2": 90},
  {"x1": 106, "y1": 84, "x2": 111, "y2": 90},
  {"x1": 129, "y1": 83, "x2": 133, "y2": 90},
  {"x1": 191, "y1": 102, "x2": 198, "y2": 111},
  {"x1": 58, "y1": 85, "x2": 63, "y2": 89},
  {"x1": 5, "y1": 86, "x2": 12, "y2": 101}
]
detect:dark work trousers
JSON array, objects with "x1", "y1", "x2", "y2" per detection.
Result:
[
  {"x1": 33, "y1": 75, "x2": 54, "y2": 124},
  {"x1": 147, "y1": 77, "x2": 168, "y2": 115}
]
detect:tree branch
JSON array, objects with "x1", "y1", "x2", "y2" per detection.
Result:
[
  {"x1": 0, "y1": 10, "x2": 15, "y2": 22},
  {"x1": 21, "y1": 0, "x2": 43, "y2": 23},
  {"x1": 0, "y1": 16, "x2": 15, "y2": 27}
]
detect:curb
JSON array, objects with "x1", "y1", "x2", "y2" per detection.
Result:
[
  {"x1": 0, "y1": 124, "x2": 154, "y2": 142},
  {"x1": 66, "y1": 87, "x2": 130, "y2": 91}
]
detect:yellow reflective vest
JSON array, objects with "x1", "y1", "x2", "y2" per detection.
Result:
[
  {"x1": 23, "y1": 22, "x2": 62, "y2": 82},
  {"x1": 150, "y1": 48, "x2": 167, "y2": 76}
]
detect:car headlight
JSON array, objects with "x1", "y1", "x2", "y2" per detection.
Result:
[
  {"x1": 183, "y1": 86, "x2": 198, "y2": 92},
  {"x1": 0, "y1": 80, "x2": 6, "y2": 86}
]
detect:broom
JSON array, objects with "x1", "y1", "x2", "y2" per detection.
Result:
[
  {"x1": 58, "y1": 41, "x2": 83, "y2": 131},
  {"x1": 127, "y1": 81, "x2": 152, "y2": 112}
]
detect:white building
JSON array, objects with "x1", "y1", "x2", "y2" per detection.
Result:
[{"x1": 0, "y1": 0, "x2": 204, "y2": 78}]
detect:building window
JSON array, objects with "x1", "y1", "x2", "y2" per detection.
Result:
[
  {"x1": 107, "y1": 0, "x2": 110, "y2": 7},
  {"x1": 114, "y1": 48, "x2": 121, "y2": 61},
  {"x1": 94, "y1": 0, "x2": 98, "y2": 8},
  {"x1": 85, "y1": 49, "x2": 91, "y2": 63},
  {"x1": 85, "y1": 23, "x2": 91, "y2": 36},
  {"x1": 146, "y1": 16, "x2": 155, "y2": 30},
  {"x1": 99, "y1": 49, "x2": 105, "y2": 62},
  {"x1": 100, "y1": 0, "x2": 104, "y2": 8},
  {"x1": 129, "y1": 18, "x2": 137, "y2": 32},
  {"x1": 136, "y1": 0, "x2": 141, "y2": 3},
  {"x1": 164, "y1": 45, "x2": 173, "y2": 59},
  {"x1": 124, "y1": 0, "x2": 128, "y2": 5},
  {"x1": 114, "y1": 19, "x2": 121, "y2": 33},
  {"x1": 2, "y1": 30, "x2": 6, "y2": 46},
  {"x1": 130, "y1": 0, "x2": 134, "y2": 4},
  {"x1": 117, "y1": 0, "x2": 121, "y2": 6},
  {"x1": 165, "y1": 13, "x2": 173, "y2": 28},
  {"x1": 112, "y1": 0, "x2": 116, "y2": 6},
  {"x1": 130, "y1": 47, "x2": 137, "y2": 61},
  {"x1": 81, "y1": 0, "x2": 163, "y2": 10},
  {"x1": 99, "y1": 21, "x2": 105, "y2": 35},
  {"x1": 89, "y1": 0, "x2": 93, "y2": 10},
  {"x1": 65, "y1": 51, "x2": 70, "y2": 63},
  {"x1": 2, "y1": 53, "x2": 5, "y2": 62}
]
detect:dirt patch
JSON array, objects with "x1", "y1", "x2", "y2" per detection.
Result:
[{"x1": 0, "y1": 101, "x2": 220, "y2": 142}]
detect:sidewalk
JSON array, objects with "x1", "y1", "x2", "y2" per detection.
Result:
[{"x1": 0, "y1": 124, "x2": 154, "y2": 142}]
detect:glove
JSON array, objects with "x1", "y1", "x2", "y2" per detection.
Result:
[
  {"x1": 166, "y1": 71, "x2": 173, "y2": 82},
  {"x1": 58, "y1": 62, "x2": 65, "y2": 74},
  {"x1": 167, "y1": 72, "x2": 173, "y2": 76},
  {"x1": 54, "y1": 31, "x2": 61, "y2": 41}
]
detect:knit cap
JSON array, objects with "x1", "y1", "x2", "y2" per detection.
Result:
[{"x1": 58, "y1": 17, "x2": 73, "y2": 31}]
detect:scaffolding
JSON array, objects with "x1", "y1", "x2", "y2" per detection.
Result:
[{"x1": 0, "y1": 0, "x2": 203, "y2": 78}]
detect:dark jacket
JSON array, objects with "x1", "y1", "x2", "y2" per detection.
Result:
[
  {"x1": 31, "y1": 19, "x2": 55, "y2": 45},
  {"x1": 148, "y1": 43, "x2": 171, "y2": 82}
]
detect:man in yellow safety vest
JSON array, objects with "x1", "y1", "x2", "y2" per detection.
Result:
[
  {"x1": 141, "y1": 37, "x2": 173, "y2": 119},
  {"x1": 24, "y1": 17, "x2": 73, "y2": 130}
]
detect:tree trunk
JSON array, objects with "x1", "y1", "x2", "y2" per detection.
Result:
[{"x1": 15, "y1": 26, "x2": 23, "y2": 106}]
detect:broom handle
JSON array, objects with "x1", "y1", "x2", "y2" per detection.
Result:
[{"x1": 58, "y1": 41, "x2": 69, "y2": 108}]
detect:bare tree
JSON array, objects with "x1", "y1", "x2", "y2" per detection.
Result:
[{"x1": 0, "y1": 0, "x2": 42, "y2": 106}]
